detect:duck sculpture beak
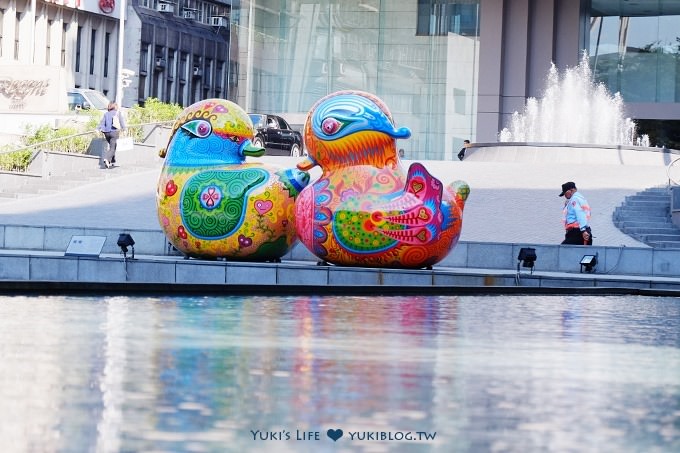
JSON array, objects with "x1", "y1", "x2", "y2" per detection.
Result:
[
  {"x1": 297, "y1": 156, "x2": 316, "y2": 171},
  {"x1": 241, "y1": 140, "x2": 266, "y2": 157}
]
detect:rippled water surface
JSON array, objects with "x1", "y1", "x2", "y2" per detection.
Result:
[{"x1": 0, "y1": 294, "x2": 678, "y2": 452}]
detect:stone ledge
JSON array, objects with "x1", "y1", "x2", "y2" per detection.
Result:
[{"x1": 2, "y1": 251, "x2": 680, "y2": 295}]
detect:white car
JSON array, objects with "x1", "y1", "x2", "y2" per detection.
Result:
[{"x1": 67, "y1": 89, "x2": 110, "y2": 111}]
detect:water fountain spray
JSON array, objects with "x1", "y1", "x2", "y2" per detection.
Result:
[{"x1": 499, "y1": 53, "x2": 647, "y2": 146}]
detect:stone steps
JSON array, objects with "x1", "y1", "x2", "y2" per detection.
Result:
[
  {"x1": 624, "y1": 193, "x2": 668, "y2": 200},
  {"x1": 622, "y1": 226, "x2": 680, "y2": 235},
  {"x1": 614, "y1": 204, "x2": 669, "y2": 213},
  {"x1": 614, "y1": 186, "x2": 680, "y2": 248},
  {"x1": 638, "y1": 233, "x2": 680, "y2": 242},
  {"x1": 647, "y1": 241, "x2": 680, "y2": 249},
  {"x1": 0, "y1": 145, "x2": 160, "y2": 201},
  {"x1": 623, "y1": 202, "x2": 669, "y2": 210},
  {"x1": 614, "y1": 214, "x2": 670, "y2": 223},
  {"x1": 617, "y1": 220, "x2": 675, "y2": 228}
]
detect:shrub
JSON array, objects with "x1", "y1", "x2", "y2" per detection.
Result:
[
  {"x1": 128, "y1": 97, "x2": 183, "y2": 123},
  {"x1": 126, "y1": 98, "x2": 183, "y2": 141},
  {"x1": 0, "y1": 145, "x2": 33, "y2": 172},
  {"x1": 4, "y1": 99, "x2": 182, "y2": 172},
  {"x1": 23, "y1": 124, "x2": 92, "y2": 154}
]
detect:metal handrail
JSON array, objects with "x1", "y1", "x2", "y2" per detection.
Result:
[
  {"x1": 0, "y1": 120, "x2": 174, "y2": 156},
  {"x1": 668, "y1": 156, "x2": 680, "y2": 186},
  {"x1": 0, "y1": 120, "x2": 175, "y2": 172},
  {"x1": 0, "y1": 130, "x2": 95, "y2": 155}
]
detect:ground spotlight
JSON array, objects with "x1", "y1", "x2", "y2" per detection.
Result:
[
  {"x1": 517, "y1": 247, "x2": 537, "y2": 274},
  {"x1": 580, "y1": 253, "x2": 598, "y2": 273},
  {"x1": 117, "y1": 233, "x2": 135, "y2": 259}
]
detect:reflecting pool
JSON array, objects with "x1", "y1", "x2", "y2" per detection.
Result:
[{"x1": 0, "y1": 294, "x2": 678, "y2": 452}]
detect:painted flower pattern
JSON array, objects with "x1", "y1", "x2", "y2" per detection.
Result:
[{"x1": 200, "y1": 186, "x2": 222, "y2": 209}]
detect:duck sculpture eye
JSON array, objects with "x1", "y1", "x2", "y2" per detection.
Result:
[
  {"x1": 182, "y1": 119, "x2": 212, "y2": 138},
  {"x1": 321, "y1": 117, "x2": 343, "y2": 136}
]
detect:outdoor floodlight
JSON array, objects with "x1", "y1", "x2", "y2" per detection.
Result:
[
  {"x1": 117, "y1": 233, "x2": 135, "y2": 259},
  {"x1": 580, "y1": 254, "x2": 598, "y2": 273},
  {"x1": 517, "y1": 247, "x2": 537, "y2": 274}
]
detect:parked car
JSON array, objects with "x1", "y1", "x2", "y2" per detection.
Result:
[
  {"x1": 248, "y1": 113, "x2": 305, "y2": 157},
  {"x1": 67, "y1": 88, "x2": 110, "y2": 111}
]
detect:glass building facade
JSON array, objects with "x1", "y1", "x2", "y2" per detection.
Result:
[
  {"x1": 232, "y1": 0, "x2": 680, "y2": 153},
  {"x1": 238, "y1": 0, "x2": 481, "y2": 160},
  {"x1": 589, "y1": 4, "x2": 680, "y2": 103},
  {"x1": 588, "y1": 0, "x2": 680, "y2": 147}
]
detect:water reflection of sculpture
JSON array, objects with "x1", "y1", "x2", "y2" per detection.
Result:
[
  {"x1": 296, "y1": 90, "x2": 470, "y2": 269},
  {"x1": 286, "y1": 295, "x2": 444, "y2": 426},
  {"x1": 156, "y1": 99, "x2": 309, "y2": 260}
]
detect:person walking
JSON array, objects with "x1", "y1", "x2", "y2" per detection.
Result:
[
  {"x1": 97, "y1": 102, "x2": 126, "y2": 169},
  {"x1": 457, "y1": 139, "x2": 470, "y2": 160},
  {"x1": 559, "y1": 181, "x2": 593, "y2": 245}
]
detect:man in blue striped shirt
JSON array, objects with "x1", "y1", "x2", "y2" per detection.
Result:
[{"x1": 559, "y1": 181, "x2": 593, "y2": 245}]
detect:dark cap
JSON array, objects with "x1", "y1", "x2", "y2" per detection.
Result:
[{"x1": 559, "y1": 181, "x2": 576, "y2": 197}]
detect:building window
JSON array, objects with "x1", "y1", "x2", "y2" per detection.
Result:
[
  {"x1": 0, "y1": 8, "x2": 4, "y2": 58},
  {"x1": 46, "y1": 19, "x2": 52, "y2": 65},
  {"x1": 180, "y1": 52, "x2": 188, "y2": 81},
  {"x1": 14, "y1": 11, "x2": 20, "y2": 60},
  {"x1": 104, "y1": 32, "x2": 110, "y2": 77},
  {"x1": 155, "y1": 45, "x2": 164, "y2": 66},
  {"x1": 416, "y1": 0, "x2": 480, "y2": 37},
  {"x1": 204, "y1": 58, "x2": 212, "y2": 87},
  {"x1": 60, "y1": 23, "x2": 67, "y2": 67},
  {"x1": 138, "y1": 74, "x2": 147, "y2": 104},
  {"x1": 75, "y1": 26, "x2": 82, "y2": 72},
  {"x1": 140, "y1": 44, "x2": 149, "y2": 74},
  {"x1": 199, "y1": 3, "x2": 209, "y2": 23},
  {"x1": 90, "y1": 29, "x2": 97, "y2": 75},
  {"x1": 166, "y1": 80, "x2": 173, "y2": 103},
  {"x1": 168, "y1": 48, "x2": 175, "y2": 79},
  {"x1": 215, "y1": 61, "x2": 224, "y2": 90},
  {"x1": 229, "y1": 60, "x2": 238, "y2": 89},
  {"x1": 589, "y1": 11, "x2": 680, "y2": 103}
]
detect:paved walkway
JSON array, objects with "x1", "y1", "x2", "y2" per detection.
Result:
[{"x1": 0, "y1": 152, "x2": 672, "y2": 247}]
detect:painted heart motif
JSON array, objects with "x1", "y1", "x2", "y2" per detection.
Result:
[
  {"x1": 165, "y1": 180, "x2": 178, "y2": 196},
  {"x1": 327, "y1": 429, "x2": 343, "y2": 442},
  {"x1": 238, "y1": 234, "x2": 253, "y2": 247},
  {"x1": 178, "y1": 225, "x2": 188, "y2": 239},
  {"x1": 254, "y1": 200, "x2": 273, "y2": 215},
  {"x1": 411, "y1": 181, "x2": 424, "y2": 193},
  {"x1": 418, "y1": 207, "x2": 430, "y2": 220}
]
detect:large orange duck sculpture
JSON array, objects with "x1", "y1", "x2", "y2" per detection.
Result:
[
  {"x1": 295, "y1": 91, "x2": 469, "y2": 269},
  {"x1": 156, "y1": 99, "x2": 309, "y2": 260}
]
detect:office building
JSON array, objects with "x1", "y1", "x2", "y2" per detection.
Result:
[{"x1": 2, "y1": 1, "x2": 679, "y2": 156}]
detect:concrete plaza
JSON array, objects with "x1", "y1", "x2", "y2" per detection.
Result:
[
  {"x1": 0, "y1": 147, "x2": 672, "y2": 247},
  {"x1": 1, "y1": 145, "x2": 680, "y2": 292}
]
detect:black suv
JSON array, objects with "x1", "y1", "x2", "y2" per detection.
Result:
[{"x1": 249, "y1": 114, "x2": 305, "y2": 157}]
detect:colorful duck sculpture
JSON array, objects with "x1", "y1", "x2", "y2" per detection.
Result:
[
  {"x1": 156, "y1": 99, "x2": 309, "y2": 260},
  {"x1": 295, "y1": 90, "x2": 469, "y2": 269}
]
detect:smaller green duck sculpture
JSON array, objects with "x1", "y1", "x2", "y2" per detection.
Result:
[{"x1": 156, "y1": 99, "x2": 309, "y2": 260}]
